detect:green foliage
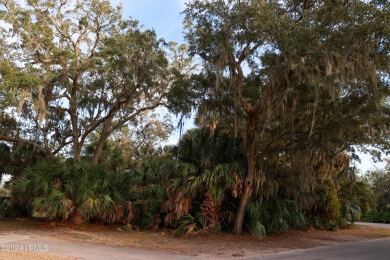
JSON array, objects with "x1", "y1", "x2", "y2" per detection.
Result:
[
  {"x1": 338, "y1": 169, "x2": 375, "y2": 223},
  {"x1": 341, "y1": 180, "x2": 374, "y2": 215},
  {"x1": 251, "y1": 221, "x2": 266, "y2": 239},
  {"x1": 246, "y1": 197, "x2": 307, "y2": 238},
  {"x1": 322, "y1": 181, "x2": 341, "y2": 221},
  {"x1": 0, "y1": 0, "x2": 173, "y2": 162},
  {"x1": 366, "y1": 167, "x2": 390, "y2": 211},
  {"x1": 245, "y1": 200, "x2": 267, "y2": 238},
  {"x1": 0, "y1": 143, "x2": 11, "y2": 181},
  {"x1": 85, "y1": 139, "x2": 125, "y2": 172},
  {"x1": 126, "y1": 155, "x2": 180, "y2": 228},
  {"x1": 173, "y1": 214, "x2": 201, "y2": 237},
  {"x1": 361, "y1": 164, "x2": 390, "y2": 224},
  {"x1": 0, "y1": 196, "x2": 10, "y2": 218},
  {"x1": 174, "y1": 127, "x2": 245, "y2": 199},
  {"x1": 341, "y1": 203, "x2": 361, "y2": 224},
  {"x1": 0, "y1": 143, "x2": 47, "y2": 179},
  {"x1": 13, "y1": 159, "x2": 133, "y2": 224},
  {"x1": 363, "y1": 211, "x2": 390, "y2": 223},
  {"x1": 1, "y1": 0, "x2": 388, "y2": 240},
  {"x1": 165, "y1": 127, "x2": 245, "y2": 230},
  {"x1": 182, "y1": 0, "x2": 390, "y2": 235}
]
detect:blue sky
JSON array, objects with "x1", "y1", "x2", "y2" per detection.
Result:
[{"x1": 111, "y1": 0, "x2": 188, "y2": 44}]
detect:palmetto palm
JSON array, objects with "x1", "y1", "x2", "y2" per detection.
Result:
[
  {"x1": 14, "y1": 159, "x2": 131, "y2": 224},
  {"x1": 167, "y1": 127, "x2": 245, "y2": 231}
]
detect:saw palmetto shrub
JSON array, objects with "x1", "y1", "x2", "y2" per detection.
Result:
[
  {"x1": 246, "y1": 197, "x2": 307, "y2": 238},
  {"x1": 13, "y1": 159, "x2": 133, "y2": 224}
]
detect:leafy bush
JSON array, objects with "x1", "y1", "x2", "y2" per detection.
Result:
[
  {"x1": 173, "y1": 214, "x2": 201, "y2": 236},
  {"x1": 246, "y1": 197, "x2": 307, "y2": 238},
  {"x1": 340, "y1": 203, "x2": 361, "y2": 223},
  {"x1": 0, "y1": 196, "x2": 10, "y2": 218},
  {"x1": 13, "y1": 159, "x2": 134, "y2": 224},
  {"x1": 363, "y1": 211, "x2": 390, "y2": 223}
]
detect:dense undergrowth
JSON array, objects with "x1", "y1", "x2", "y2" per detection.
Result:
[
  {"x1": 363, "y1": 211, "x2": 390, "y2": 223},
  {"x1": 0, "y1": 127, "x2": 376, "y2": 238}
]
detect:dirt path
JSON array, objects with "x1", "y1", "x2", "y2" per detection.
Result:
[
  {"x1": 0, "y1": 234, "x2": 194, "y2": 260},
  {"x1": 1, "y1": 220, "x2": 390, "y2": 259}
]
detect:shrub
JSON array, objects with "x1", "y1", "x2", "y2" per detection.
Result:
[
  {"x1": 0, "y1": 196, "x2": 10, "y2": 218},
  {"x1": 340, "y1": 203, "x2": 361, "y2": 223},
  {"x1": 246, "y1": 197, "x2": 307, "y2": 238},
  {"x1": 363, "y1": 211, "x2": 390, "y2": 223},
  {"x1": 13, "y1": 159, "x2": 134, "y2": 224}
]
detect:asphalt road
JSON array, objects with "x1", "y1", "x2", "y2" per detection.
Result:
[
  {"x1": 250, "y1": 223, "x2": 390, "y2": 260},
  {"x1": 354, "y1": 222, "x2": 390, "y2": 229},
  {"x1": 251, "y1": 237, "x2": 390, "y2": 260}
]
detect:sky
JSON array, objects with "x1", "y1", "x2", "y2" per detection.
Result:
[{"x1": 111, "y1": 0, "x2": 188, "y2": 44}]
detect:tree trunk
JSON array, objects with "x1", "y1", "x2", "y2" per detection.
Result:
[
  {"x1": 91, "y1": 140, "x2": 104, "y2": 166},
  {"x1": 73, "y1": 145, "x2": 82, "y2": 161},
  {"x1": 91, "y1": 121, "x2": 112, "y2": 165},
  {"x1": 233, "y1": 112, "x2": 257, "y2": 234},
  {"x1": 69, "y1": 77, "x2": 80, "y2": 160}
]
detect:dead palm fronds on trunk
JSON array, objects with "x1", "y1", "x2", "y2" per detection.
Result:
[
  {"x1": 165, "y1": 127, "x2": 245, "y2": 230},
  {"x1": 201, "y1": 195, "x2": 221, "y2": 231}
]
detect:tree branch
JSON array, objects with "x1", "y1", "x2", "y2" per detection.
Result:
[{"x1": 0, "y1": 135, "x2": 48, "y2": 155}]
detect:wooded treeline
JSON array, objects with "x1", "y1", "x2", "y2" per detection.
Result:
[{"x1": 0, "y1": 0, "x2": 389, "y2": 237}]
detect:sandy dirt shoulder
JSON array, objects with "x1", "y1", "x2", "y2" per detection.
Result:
[{"x1": 1, "y1": 219, "x2": 390, "y2": 259}]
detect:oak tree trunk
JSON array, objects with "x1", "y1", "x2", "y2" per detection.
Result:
[
  {"x1": 233, "y1": 113, "x2": 257, "y2": 234},
  {"x1": 91, "y1": 123, "x2": 112, "y2": 166}
]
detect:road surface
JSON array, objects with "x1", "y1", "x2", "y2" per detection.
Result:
[
  {"x1": 251, "y1": 223, "x2": 390, "y2": 260},
  {"x1": 354, "y1": 222, "x2": 390, "y2": 229},
  {"x1": 251, "y1": 237, "x2": 390, "y2": 260}
]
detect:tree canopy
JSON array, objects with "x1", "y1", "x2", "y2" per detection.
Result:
[
  {"x1": 180, "y1": 0, "x2": 390, "y2": 233},
  {"x1": 0, "y1": 0, "x2": 177, "y2": 163}
]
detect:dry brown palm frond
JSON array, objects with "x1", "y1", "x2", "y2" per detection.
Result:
[
  {"x1": 164, "y1": 212, "x2": 177, "y2": 226},
  {"x1": 62, "y1": 199, "x2": 74, "y2": 220},
  {"x1": 186, "y1": 223, "x2": 197, "y2": 233},
  {"x1": 100, "y1": 204, "x2": 124, "y2": 224},
  {"x1": 163, "y1": 193, "x2": 192, "y2": 226},
  {"x1": 71, "y1": 212, "x2": 83, "y2": 225},
  {"x1": 201, "y1": 195, "x2": 220, "y2": 231},
  {"x1": 232, "y1": 180, "x2": 242, "y2": 199},
  {"x1": 175, "y1": 196, "x2": 192, "y2": 218},
  {"x1": 149, "y1": 213, "x2": 162, "y2": 231},
  {"x1": 124, "y1": 201, "x2": 134, "y2": 223},
  {"x1": 64, "y1": 205, "x2": 75, "y2": 221},
  {"x1": 231, "y1": 171, "x2": 243, "y2": 199}
]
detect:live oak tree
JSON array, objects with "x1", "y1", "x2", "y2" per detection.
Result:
[
  {"x1": 183, "y1": 0, "x2": 389, "y2": 234},
  {"x1": 85, "y1": 112, "x2": 174, "y2": 170},
  {"x1": 0, "y1": 0, "x2": 174, "y2": 163}
]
